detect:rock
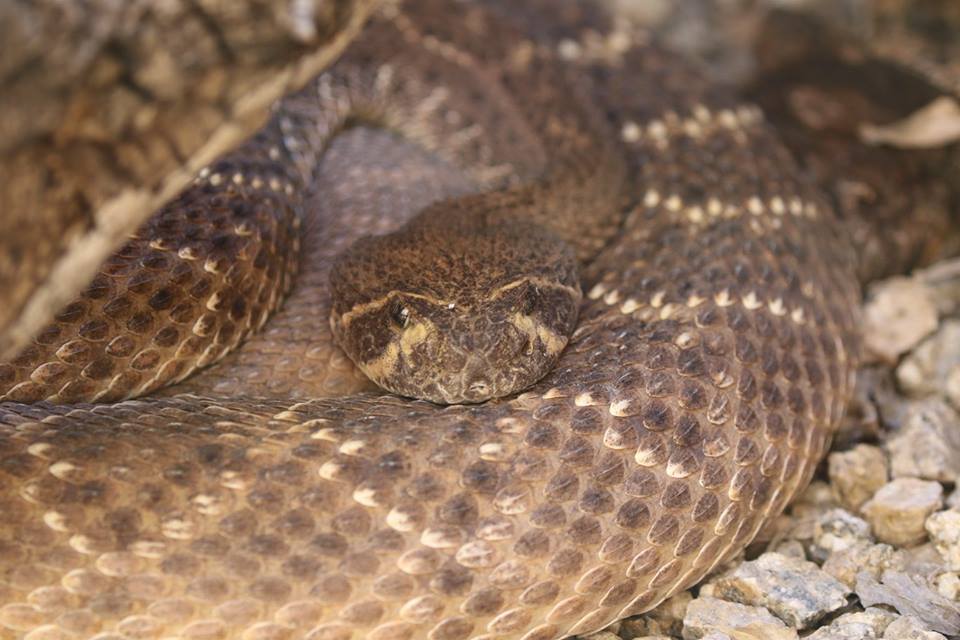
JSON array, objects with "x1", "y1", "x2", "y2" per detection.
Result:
[
  {"x1": 580, "y1": 632, "x2": 621, "y2": 640},
  {"x1": 822, "y1": 542, "x2": 896, "y2": 588},
  {"x1": 784, "y1": 481, "x2": 841, "y2": 545},
  {"x1": 915, "y1": 259, "x2": 960, "y2": 318},
  {"x1": 793, "y1": 481, "x2": 841, "y2": 516},
  {"x1": 838, "y1": 367, "x2": 895, "y2": 445},
  {"x1": 883, "y1": 615, "x2": 948, "y2": 639},
  {"x1": 946, "y1": 366, "x2": 960, "y2": 411},
  {"x1": 682, "y1": 597, "x2": 797, "y2": 640},
  {"x1": 705, "y1": 552, "x2": 850, "y2": 629},
  {"x1": 885, "y1": 400, "x2": 960, "y2": 483},
  {"x1": 617, "y1": 591, "x2": 691, "y2": 639},
  {"x1": 828, "y1": 444, "x2": 889, "y2": 511},
  {"x1": 896, "y1": 321, "x2": 960, "y2": 397},
  {"x1": 892, "y1": 544, "x2": 951, "y2": 578},
  {"x1": 862, "y1": 478, "x2": 943, "y2": 546},
  {"x1": 862, "y1": 276, "x2": 938, "y2": 364},
  {"x1": 811, "y1": 509, "x2": 873, "y2": 562},
  {"x1": 615, "y1": 617, "x2": 659, "y2": 638},
  {"x1": 804, "y1": 607, "x2": 898, "y2": 640},
  {"x1": 925, "y1": 508, "x2": 960, "y2": 571},
  {"x1": 856, "y1": 570, "x2": 960, "y2": 636},
  {"x1": 642, "y1": 591, "x2": 692, "y2": 637},
  {"x1": 771, "y1": 539, "x2": 807, "y2": 560},
  {"x1": 934, "y1": 572, "x2": 960, "y2": 600}
]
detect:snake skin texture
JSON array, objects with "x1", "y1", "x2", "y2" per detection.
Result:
[{"x1": 0, "y1": 1, "x2": 864, "y2": 639}]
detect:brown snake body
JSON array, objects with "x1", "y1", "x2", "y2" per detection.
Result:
[{"x1": 0, "y1": 2, "x2": 865, "y2": 639}]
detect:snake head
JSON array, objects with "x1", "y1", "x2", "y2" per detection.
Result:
[{"x1": 328, "y1": 213, "x2": 581, "y2": 404}]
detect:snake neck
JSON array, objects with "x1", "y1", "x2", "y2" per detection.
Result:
[{"x1": 268, "y1": 0, "x2": 629, "y2": 264}]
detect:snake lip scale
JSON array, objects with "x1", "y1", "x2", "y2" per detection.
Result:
[{"x1": 0, "y1": 1, "x2": 865, "y2": 639}]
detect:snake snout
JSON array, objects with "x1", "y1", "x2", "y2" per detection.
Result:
[{"x1": 459, "y1": 356, "x2": 494, "y2": 403}]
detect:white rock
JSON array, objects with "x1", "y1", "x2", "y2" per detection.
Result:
[
  {"x1": 882, "y1": 614, "x2": 947, "y2": 639},
  {"x1": 886, "y1": 400, "x2": 960, "y2": 483},
  {"x1": 862, "y1": 478, "x2": 944, "y2": 546},
  {"x1": 706, "y1": 552, "x2": 850, "y2": 629},
  {"x1": 812, "y1": 509, "x2": 873, "y2": 562},
  {"x1": 925, "y1": 508, "x2": 960, "y2": 571},
  {"x1": 896, "y1": 321, "x2": 960, "y2": 397},
  {"x1": 805, "y1": 607, "x2": 898, "y2": 640},
  {"x1": 822, "y1": 542, "x2": 896, "y2": 588},
  {"x1": 828, "y1": 444, "x2": 889, "y2": 512},
  {"x1": 935, "y1": 572, "x2": 960, "y2": 600},
  {"x1": 682, "y1": 597, "x2": 797, "y2": 640},
  {"x1": 862, "y1": 276, "x2": 938, "y2": 364}
]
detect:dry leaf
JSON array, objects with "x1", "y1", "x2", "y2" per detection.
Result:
[{"x1": 859, "y1": 96, "x2": 960, "y2": 148}]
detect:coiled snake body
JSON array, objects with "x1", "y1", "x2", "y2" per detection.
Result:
[{"x1": 0, "y1": 2, "x2": 862, "y2": 639}]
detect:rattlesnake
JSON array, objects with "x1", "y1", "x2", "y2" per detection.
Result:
[{"x1": 0, "y1": 1, "x2": 884, "y2": 639}]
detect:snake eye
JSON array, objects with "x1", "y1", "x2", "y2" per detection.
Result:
[{"x1": 390, "y1": 302, "x2": 410, "y2": 329}]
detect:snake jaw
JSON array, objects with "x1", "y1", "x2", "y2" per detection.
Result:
[
  {"x1": 328, "y1": 212, "x2": 582, "y2": 404},
  {"x1": 329, "y1": 273, "x2": 581, "y2": 404},
  {"x1": 332, "y1": 296, "x2": 578, "y2": 404}
]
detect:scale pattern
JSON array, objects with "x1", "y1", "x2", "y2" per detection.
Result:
[{"x1": 0, "y1": 1, "x2": 861, "y2": 638}]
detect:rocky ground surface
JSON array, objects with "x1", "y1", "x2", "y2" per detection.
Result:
[
  {"x1": 578, "y1": 257, "x2": 960, "y2": 639},
  {"x1": 574, "y1": 1, "x2": 960, "y2": 638}
]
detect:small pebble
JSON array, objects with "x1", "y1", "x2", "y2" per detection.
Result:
[
  {"x1": 917, "y1": 258, "x2": 960, "y2": 318},
  {"x1": 886, "y1": 400, "x2": 960, "y2": 483},
  {"x1": 581, "y1": 633, "x2": 620, "y2": 640},
  {"x1": 934, "y1": 572, "x2": 960, "y2": 600},
  {"x1": 883, "y1": 614, "x2": 948, "y2": 639},
  {"x1": 946, "y1": 365, "x2": 960, "y2": 410},
  {"x1": 925, "y1": 508, "x2": 960, "y2": 571},
  {"x1": 614, "y1": 618, "x2": 657, "y2": 638},
  {"x1": 614, "y1": 615, "x2": 678, "y2": 639},
  {"x1": 822, "y1": 542, "x2": 896, "y2": 587},
  {"x1": 642, "y1": 591, "x2": 691, "y2": 637},
  {"x1": 771, "y1": 539, "x2": 807, "y2": 560},
  {"x1": 613, "y1": 590, "x2": 691, "y2": 638},
  {"x1": 792, "y1": 481, "x2": 840, "y2": 516},
  {"x1": 704, "y1": 552, "x2": 850, "y2": 629},
  {"x1": 811, "y1": 508, "x2": 873, "y2": 562},
  {"x1": 804, "y1": 607, "x2": 898, "y2": 640},
  {"x1": 785, "y1": 481, "x2": 841, "y2": 545},
  {"x1": 862, "y1": 478, "x2": 944, "y2": 546},
  {"x1": 857, "y1": 570, "x2": 960, "y2": 635},
  {"x1": 896, "y1": 320, "x2": 960, "y2": 397},
  {"x1": 682, "y1": 597, "x2": 797, "y2": 640},
  {"x1": 828, "y1": 444, "x2": 889, "y2": 511},
  {"x1": 862, "y1": 276, "x2": 938, "y2": 364}
]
